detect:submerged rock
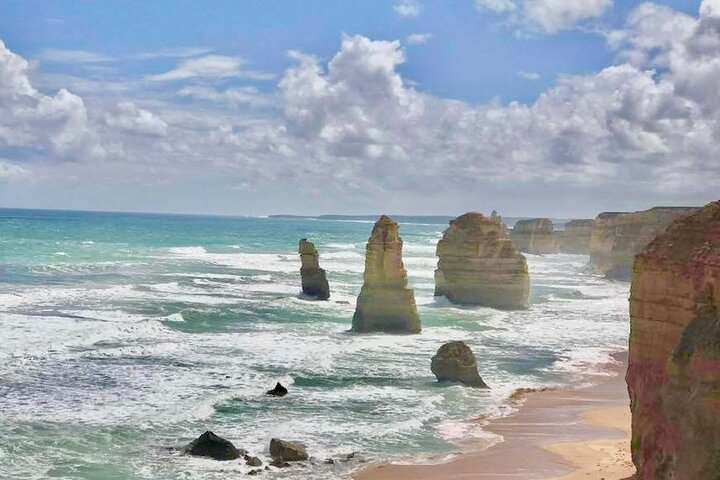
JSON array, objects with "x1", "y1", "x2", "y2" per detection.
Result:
[
  {"x1": 434, "y1": 212, "x2": 529, "y2": 309},
  {"x1": 245, "y1": 455, "x2": 263, "y2": 467},
  {"x1": 352, "y1": 215, "x2": 421, "y2": 334},
  {"x1": 299, "y1": 239, "x2": 330, "y2": 300},
  {"x1": 627, "y1": 200, "x2": 720, "y2": 479},
  {"x1": 269, "y1": 438, "x2": 308, "y2": 462},
  {"x1": 183, "y1": 431, "x2": 242, "y2": 461},
  {"x1": 510, "y1": 218, "x2": 557, "y2": 254},
  {"x1": 431, "y1": 341, "x2": 489, "y2": 388},
  {"x1": 556, "y1": 219, "x2": 593, "y2": 254},
  {"x1": 589, "y1": 206, "x2": 697, "y2": 280},
  {"x1": 266, "y1": 382, "x2": 288, "y2": 397}
]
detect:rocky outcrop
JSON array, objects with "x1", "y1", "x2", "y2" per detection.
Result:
[
  {"x1": 269, "y1": 438, "x2": 308, "y2": 462},
  {"x1": 266, "y1": 382, "x2": 288, "y2": 397},
  {"x1": 589, "y1": 207, "x2": 697, "y2": 280},
  {"x1": 431, "y1": 341, "x2": 489, "y2": 388},
  {"x1": 434, "y1": 212, "x2": 529, "y2": 309},
  {"x1": 352, "y1": 216, "x2": 421, "y2": 334},
  {"x1": 557, "y1": 219, "x2": 593, "y2": 254},
  {"x1": 298, "y1": 239, "x2": 330, "y2": 300},
  {"x1": 627, "y1": 200, "x2": 720, "y2": 479},
  {"x1": 184, "y1": 431, "x2": 242, "y2": 460},
  {"x1": 510, "y1": 218, "x2": 557, "y2": 254}
]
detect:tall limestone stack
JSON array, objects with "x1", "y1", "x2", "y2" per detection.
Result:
[
  {"x1": 589, "y1": 207, "x2": 698, "y2": 280},
  {"x1": 510, "y1": 218, "x2": 557, "y2": 254},
  {"x1": 352, "y1": 215, "x2": 421, "y2": 334},
  {"x1": 557, "y1": 219, "x2": 593, "y2": 254},
  {"x1": 298, "y1": 239, "x2": 330, "y2": 300},
  {"x1": 435, "y1": 212, "x2": 529, "y2": 309},
  {"x1": 627, "y1": 200, "x2": 720, "y2": 479}
]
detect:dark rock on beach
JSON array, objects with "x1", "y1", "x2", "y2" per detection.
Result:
[
  {"x1": 266, "y1": 382, "x2": 288, "y2": 397},
  {"x1": 183, "y1": 431, "x2": 242, "y2": 461},
  {"x1": 269, "y1": 438, "x2": 308, "y2": 462}
]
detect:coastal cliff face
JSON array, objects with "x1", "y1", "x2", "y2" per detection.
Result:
[
  {"x1": 510, "y1": 218, "x2": 556, "y2": 254},
  {"x1": 352, "y1": 215, "x2": 421, "y2": 333},
  {"x1": 627, "y1": 201, "x2": 720, "y2": 480},
  {"x1": 298, "y1": 239, "x2": 330, "y2": 300},
  {"x1": 589, "y1": 207, "x2": 698, "y2": 280},
  {"x1": 557, "y1": 219, "x2": 593, "y2": 254},
  {"x1": 435, "y1": 212, "x2": 529, "y2": 309}
]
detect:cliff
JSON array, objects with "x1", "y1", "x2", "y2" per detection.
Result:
[
  {"x1": 435, "y1": 212, "x2": 529, "y2": 309},
  {"x1": 298, "y1": 239, "x2": 330, "y2": 300},
  {"x1": 627, "y1": 200, "x2": 720, "y2": 479},
  {"x1": 557, "y1": 219, "x2": 593, "y2": 254},
  {"x1": 589, "y1": 207, "x2": 698, "y2": 280},
  {"x1": 510, "y1": 218, "x2": 556, "y2": 254},
  {"x1": 352, "y1": 215, "x2": 421, "y2": 333}
]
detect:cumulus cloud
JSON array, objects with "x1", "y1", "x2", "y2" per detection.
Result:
[
  {"x1": 476, "y1": 0, "x2": 613, "y2": 33},
  {"x1": 394, "y1": 0, "x2": 421, "y2": 17},
  {"x1": 148, "y1": 55, "x2": 274, "y2": 82},
  {"x1": 406, "y1": 33, "x2": 433, "y2": 45},
  {"x1": 178, "y1": 86, "x2": 274, "y2": 108},
  {"x1": 0, "y1": 159, "x2": 32, "y2": 181},
  {"x1": 104, "y1": 101, "x2": 168, "y2": 136}
]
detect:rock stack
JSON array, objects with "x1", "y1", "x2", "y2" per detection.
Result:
[
  {"x1": 589, "y1": 206, "x2": 698, "y2": 280},
  {"x1": 435, "y1": 212, "x2": 529, "y2": 309},
  {"x1": 352, "y1": 215, "x2": 421, "y2": 334},
  {"x1": 510, "y1": 218, "x2": 556, "y2": 254},
  {"x1": 431, "y1": 341, "x2": 489, "y2": 388},
  {"x1": 298, "y1": 239, "x2": 330, "y2": 300},
  {"x1": 556, "y1": 219, "x2": 593, "y2": 254},
  {"x1": 626, "y1": 200, "x2": 720, "y2": 479}
]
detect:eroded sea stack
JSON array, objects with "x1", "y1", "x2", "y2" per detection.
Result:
[
  {"x1": 352, "y1": 215, "x2": 421, "y2": 334},
  {"x1": 435, "y1": 212, "x2": 529, "y2": 309},
  {"x1": 557, "y1": 219, "x2": 593, "y2": 254},
  {"x1": 589, "y1": 207, "x2": 698, "y2": 280},
  {"x1": 627, "y1": 200, "x2": 720, "y2": 479},
  {"x1": 298, "y1": 239, "x2": 330, "y2": 300},
  {"x1": 510, "y1": 218, "x2": 556, "y2": 254}
]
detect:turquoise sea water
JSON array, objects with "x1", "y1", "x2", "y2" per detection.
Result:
[{"x1": 0, "y1": 208, "x2": 630, "y2": 479}]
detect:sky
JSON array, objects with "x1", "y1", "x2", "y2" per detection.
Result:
[{"x1": 0, "y1": 0, "x2": 718, "y2": 217}]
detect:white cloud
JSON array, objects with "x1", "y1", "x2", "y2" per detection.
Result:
[
  {"x1": 131, "y1": 47, "x2": 214, "y2": 60},
  {"x1": 178, "y1": 86, "x2": 274, "y2": 108},
  {"x1": 517, "y1": 70, "x2": 540, "y2": 80},
  {"x1": 476, "y1": 0, "x2": 613, "y2": 33},
  {"x1": 406, "y1": 33, "x2": 433, "y2": 45},
  {"x1": 148, "y1": 55, "x2": 274, "y2": 82},
  {"x1": 394, "y1": 0, "x2": 421, "y2": 17},
  {"x1": 104, "y1": 102, "x2": 168, "y2": 136},
  {"x1": 0, "y1": 159, "x2": 32, "y2": 181},
  {"x1": 37, "y1": 49, "x2": 113, "y2": 63}
]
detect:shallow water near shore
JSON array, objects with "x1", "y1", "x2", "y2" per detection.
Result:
[{"x1": 0, "y1": 208, "x2": 630, "y2": 479}]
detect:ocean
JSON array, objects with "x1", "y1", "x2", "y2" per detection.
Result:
[{"x1": 0, "y1": 208, "x2": 630, "y2": 479}]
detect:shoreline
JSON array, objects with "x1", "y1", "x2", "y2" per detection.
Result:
[{"x1": 356, "y1": 352, "x2": 635, "y2": 480}]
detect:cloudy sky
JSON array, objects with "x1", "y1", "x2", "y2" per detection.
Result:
[{"x1": 0, "y1": 0, "x2": 718, "y2": 217}]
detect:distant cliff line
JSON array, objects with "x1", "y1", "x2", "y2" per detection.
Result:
[{"x1": 269, "y1": 214, "x2": 574, "y2": 228}]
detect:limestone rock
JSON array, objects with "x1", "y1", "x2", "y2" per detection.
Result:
[
  {"x1": 269, "y1": 438, "x2": 308, "y2": 462},
  {"x1": 431, "y1": 341, "x2": 489, "y2": 388},
  {"x1": 557, "y1": 219, "x2": 593, "y2": 254},
  {"x1": 266, "y1": 382, "x2": 288, "y2": 397},
  {"x1": 184, "y1": 431, "x2": 242, "y2": 461},
  {"x1": 352, "y1": 215, "x2": 421, "y2": 334},
  {"x1": 589, "y1": 207, "x2": 697, "y2": 280},
  {"x1": 627, "y1": 200, "x2": 720, "y2": 479},
  {"x1": 434, "y1": 212, "x2": 529, "y2": 309},
  {"x1": 298, "y1": 239, "x2": 330, "y2": 300},
  {"x1": 510, "y1": 218, "x2": 557, "y2": 254}
]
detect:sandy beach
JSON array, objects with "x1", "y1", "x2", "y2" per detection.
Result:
[{"x1": 356, "y1": 352, "x2": 635, "y2": 480}]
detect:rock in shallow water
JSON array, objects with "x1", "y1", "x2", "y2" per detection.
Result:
[
  {"x1": 183, "y1": 431, "x2": 242, "y2": 461},
  {"x1": 298, "y1": 239, "x2": 330, "y2": 300},
  {"x1": 266, "y1": 382, "x2": 288, "y2": 397},
  {"x1": 269, "y1": 438, "x2": 308, "y2": 462},
  {"x1": 510, "y1": 218, "x2": 557, "y2": 254},
  {"x1": 431, "y1": 341, "x2": 489, "y2": 388}
]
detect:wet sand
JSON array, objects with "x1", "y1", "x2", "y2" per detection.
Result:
[{"x1": 356, "y1": 352, "x2": 635, "y2": 480}]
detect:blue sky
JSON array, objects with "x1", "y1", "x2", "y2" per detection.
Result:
[{"x1": 0, "y1": 0, "x2": 717, "y2": 216}]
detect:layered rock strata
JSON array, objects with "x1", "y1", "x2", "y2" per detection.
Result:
[
  {"x1": 352, "y1": 215, "x2": 421, "y2": 334},
  {"x1": 627, "y1": 200, "x2": 720, "y2": 479},
  {"x1": 557, "y1": 219, "x2": 593, "y2": 254},
  {"x1": 431, "y1": 341, "x2": 489, "y2": 388},
  {"x1": 298, "y1": 239, "x2": 330, "y2": 300},
  {"x1": 510, "y1": 218, "x2": 557, "y2": 254},
  {"x1": 589, "y1": 207, "x2": 698, "y2": 280},
  {"x1": 435, "y1": 212, "x2": 529, "y2": 309}
]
